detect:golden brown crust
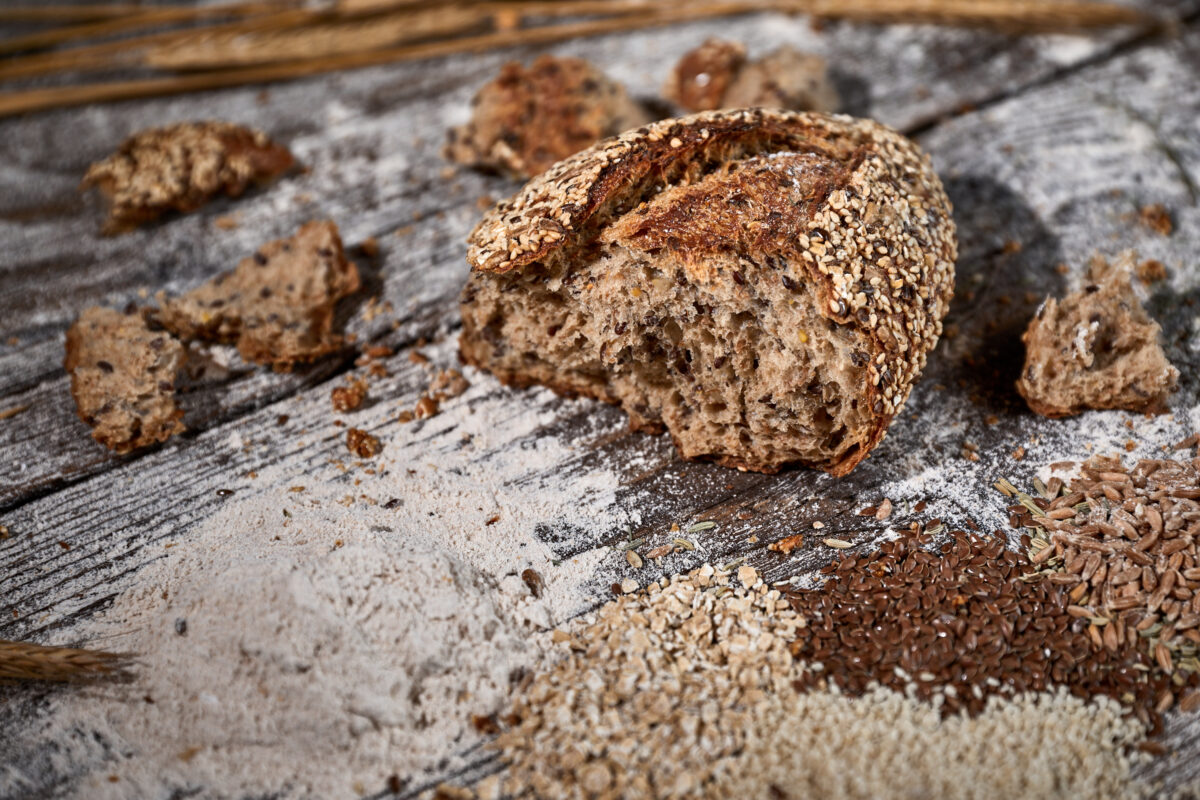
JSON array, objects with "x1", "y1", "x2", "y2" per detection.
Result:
[
  {"x1": 467, "y1": 109, "x2": 956, "y2": 454},
  {"x1": 81, "y1": 121, "x2": 293, "y2": 234},
  {"x1": 443, "y1": 55, "x2": 650, "y2": 179}
]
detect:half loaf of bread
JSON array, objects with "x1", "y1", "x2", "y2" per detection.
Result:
[{"x1": 459, "y1": 109, "x2": 957, "y2": 475}]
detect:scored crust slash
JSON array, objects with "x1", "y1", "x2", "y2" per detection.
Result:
[{"x1": 459, "y1": 108, "x2": 957, "y2": 476}]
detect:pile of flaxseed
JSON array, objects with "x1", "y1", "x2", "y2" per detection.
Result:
[{"x1": 787, "y1": 527, "x2": 1192, "y2": 729}]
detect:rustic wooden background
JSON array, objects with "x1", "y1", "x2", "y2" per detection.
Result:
[{"x1": 2, "y1": 2, "x2": 1200, "y2": 797}]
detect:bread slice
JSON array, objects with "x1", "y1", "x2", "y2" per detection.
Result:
[
  {"x1": 64, "y1": 306, "x2": 186, "y2": 453},
  {"x1": 1017, "y1": 254, "x2": 1178, "y2": 418},
  {"x1": 443, "y1": 55, "x2": 650, "y2": 179},
  {"x1": 459, "y1": 109, "x2": 957, "y2": 475},
  {"x1": 82, "y1": 121, "x2": 294, "y2": 234},
  {"x1": 666, "y1": 40, "x2": 837, "y2": 114},
  {"x1": 155, "y1": 220, "x2": 360, "y2": 371}
]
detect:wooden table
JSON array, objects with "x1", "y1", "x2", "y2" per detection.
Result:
[{"x1": 3, "y1": 3, "x2": 1199, "y2": 796}]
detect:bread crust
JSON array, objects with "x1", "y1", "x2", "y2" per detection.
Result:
[
  {"x1": 462, "y1": 109, "x2": 956, "y2": 475},
  {"x1": 81, "y1": 121, "x2": 293, "y2": 234}
]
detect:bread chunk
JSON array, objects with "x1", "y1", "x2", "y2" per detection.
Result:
[
  {"x1": 64, "y1": 307, "x2": 186, "y2": 453},
  {"x1": 460, "y1": 109, "x2": 957, "y2": 475},
  {"x1": 1017, "y1": 255, "x2": 1178, "y2": 418},
  {"x1": 663, "y1": 38, "x2": 747, "y2": 112},
  {"x1": 444, "y1": 55, "x2": 650, "y2": 179},
  {"x1": 155, "y1": 220, "x2": 360, "y2": 371},
  {"x1": 666, "y1": 40, "x2": 837, "y2": 114},
  {"x1": 82, "y1": 121, "x2": 293, "y2": 234}
]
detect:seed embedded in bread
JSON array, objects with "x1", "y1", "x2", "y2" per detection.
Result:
[
  {"x1": 1017, "y1": 253, "x2": 1178, "y2": 418},
  {"x1": 155, "y1": 220, "x2": 361, "y2": 371},
  {"x1": 443, "y1": 55, "x2": 650, "y2": 179},
  {"x1": 81, "y1": 121, "x2": 294, "y2": 234},
  {"x1": 64, "y1": 306, "x2": 186, "y2": 453},
  {"x1": 459, "y1": 109, "x2": 957, "y2": 476},
  {"x1": 666, "y1": 40, "x2": 838, "y2": 114}
]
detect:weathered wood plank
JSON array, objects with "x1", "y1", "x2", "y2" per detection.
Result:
[
  {"x1": 2, "y1": 3, "x2": 1195, "y2": 509},
  {"x1": 2, "y1": 10, "x2": 1200, "y2": 799}
]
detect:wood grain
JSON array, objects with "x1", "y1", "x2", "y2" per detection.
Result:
[
  {"x1": 1, "y1": 6, "x2": 1199, "y2": 798},
  {"x1": 2, "y1": 5, "x2": 1193, "y2": 511}
]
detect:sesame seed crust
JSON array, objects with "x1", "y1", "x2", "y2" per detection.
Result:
[
  {"x1": 81, "y1": 121, "x2": 294, "y2": 234},
  {"x1": 464, "y1": 109, "x2": 956, "y2": 475}
]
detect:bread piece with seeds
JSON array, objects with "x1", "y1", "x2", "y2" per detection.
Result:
[
  {"x1": 155, "y1": 220, "x2": 360, "y2": 371},
  {"x1": 1017, "y1": 254, "x2": 1178, "y2": 418},
  {"x1": 663, "y1": 38, "x2": 747, "y2": 112},
  {"x1": 666, "y1": 40, "x2": 837, "y2": 114},
  {"x1": 460, "y1": 109, "x2": 956, "y2": 475},
  {"x1": 443, "y1": 55, "x2": 650, "y2": 179},
  {"x1": 82, "y1": 121, "x2": 294, "y2": 234},
  {"x1": 64, "y1": 306, "x2": 186, "y2": 453}
]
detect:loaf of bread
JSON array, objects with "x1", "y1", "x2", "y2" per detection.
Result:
[
  {"x1": 459, "y1": 109, "x2": 957, "y2": 475},
  {"x1": 443, "y1": 55, "x2": 650, "y2": 179},
  {"x1": 1017, "y1": 254, "x2": 1178, "y2": 417}
]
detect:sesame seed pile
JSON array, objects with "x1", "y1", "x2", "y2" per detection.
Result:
[
  {"x1": 1009, "y1": 454, "x2": 1200, "y2": 710},
  {"x1": 450, "y1": 562, "x2": 1150, "y2": 800}
]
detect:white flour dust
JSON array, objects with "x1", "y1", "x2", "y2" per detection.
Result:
[{"x1": 8, "y1": 341, "x2": 640, "y2": 800}]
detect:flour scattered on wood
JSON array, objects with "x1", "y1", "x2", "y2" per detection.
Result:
[{"x1": 12, "y1": 338, "x2": 638, "y2": 799}]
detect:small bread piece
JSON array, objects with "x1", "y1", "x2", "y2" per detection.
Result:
[
  {"x1": 666, "y1": 40, "x2": 837, "y2": 114},
  {"x1": 663, "y1": 38, "x2": 747, "y2": 112},
  {"x1": 723, "y1": 47, "x2": 838, "y2": 113},
  {"x1": 82, "y1": 121, "x2": 294, "y2": 234},
  {"x1": 1017, "y1": 255, "x2": 1178, "y2": 418},
  {"x1": 155, "y1": 220, "x2": 360, "y2": 371},
  {"x1": 460, "y1": 109, "x2": 956, "y2": 475},
  {"x1": 64, "y1": 307, "x2": 186, "y2": 453},
  {"x1": 444, "y1": 55, "x2": 650, "y2": 179}
]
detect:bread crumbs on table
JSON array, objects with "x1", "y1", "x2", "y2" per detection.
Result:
[
  {"x1": 331, "y1": 378, "x2": 367, "y2": 412},
  {"x1": 768, "y1": 533, "x2": 804, "y2": 555},
  {"x1": 346, "y1": 428, "x2": 381, "y2": 458},
  {"x1": 1137, "y1": 259, "x2": 1168, "y2": 284},
  {"x1": 1139, "y1": 203, "x2": 1173, "y2": 236}
]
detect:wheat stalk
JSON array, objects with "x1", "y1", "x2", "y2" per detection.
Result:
[
  {"x1": 0, "y1": 639, "x2": 132, "y2": 683},
  {"x1": 0, "y1": 0, "x2": 294, "y2": 56},
  {"x1": 0, "y1": 0, "x2": 1156, "y2": 118},
  {"x1": 145, "y1": 6, "x2": 485, "y2": 71}
]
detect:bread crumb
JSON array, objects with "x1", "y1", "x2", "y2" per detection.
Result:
[
  {"x1": 331, "y1": 378, "x2": 368, "y2": 413},
  {"x1": 1139, "y1": 204, "x2": 1172, "y2": 236},
  {"x1": 346, "y1": 428, "x2": 381, "y2": 458}
]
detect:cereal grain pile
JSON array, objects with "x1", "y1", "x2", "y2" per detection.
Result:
[{"x1": 472, "y1": 563, "x2": 1152, "y2": 800}]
